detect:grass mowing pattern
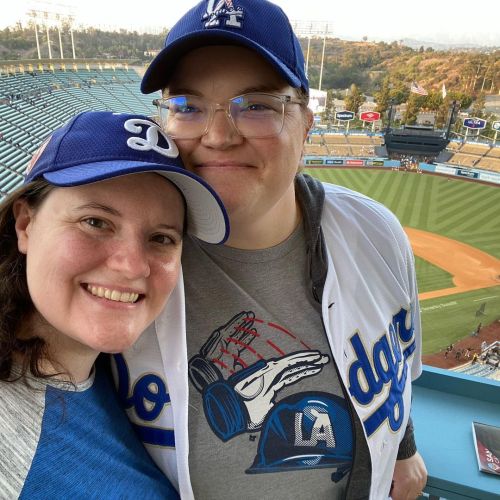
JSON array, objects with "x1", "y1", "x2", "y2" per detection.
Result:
[
  {"x1": 305, "y1": 168, "x2": 500, "y2": 352},
  {"x1": 414, "y1": 256, "x2": 454, "y2": 293},
  {"x1": 419, "y1": 286, "x2": 500, "y2": 354},
  {"x1": 307, "y1": 169, "x2": 500, "y2": 258}
]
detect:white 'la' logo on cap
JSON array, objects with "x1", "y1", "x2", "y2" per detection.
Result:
[{"x1": 124, "y1": 118, "x2": 179, "y2": 158}]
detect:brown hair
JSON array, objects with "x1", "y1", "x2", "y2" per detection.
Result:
[
  {"x1": 0, "y1": 179, "x2": 55, "y2": 381},
  {"x1": 295, "y1": 87, "x2": 312, "y2": 174}
]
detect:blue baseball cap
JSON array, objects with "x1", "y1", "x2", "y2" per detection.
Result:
[
  {"x1": 24, "y1": 111, "x2": 229, "y2": 244},
  {"x1": 141, "y1": 0, "x2": 308, "y2": 95}
]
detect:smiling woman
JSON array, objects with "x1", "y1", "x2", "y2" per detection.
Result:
[
  {"x1": 15, "y1": 174, "x2": 185, "y2": 362},
  {"x1": 128, "y1": 1, "x2": 427, "y2": 499},
  {"x1": 0, "y1": 111, "x2": 228, "y2": 498}
]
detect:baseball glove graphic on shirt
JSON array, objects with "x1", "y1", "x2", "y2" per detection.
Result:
[{"x1": 188, "y1": 311, "x2": 353, "y2": 478}]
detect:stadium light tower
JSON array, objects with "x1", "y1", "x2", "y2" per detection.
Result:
[
  {"x1": 290, "y1": 20, "x2": 335, "y2": 91},
  {"x1": 68, "y1": 15, "x2": 76, "y2": 59},
  {"x1": 28, "y1": 1, "x2": 76, "y2": 59},
  {"x1": 44, "y1": 11, "x2": 52, "y2": 59},
  {"x1": 28, "y1": 10, "x2": 42, "y2": 60}
]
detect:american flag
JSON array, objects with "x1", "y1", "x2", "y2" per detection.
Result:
[{"x1": 410, "y1": 81, "x2": 428, "y2": 96}]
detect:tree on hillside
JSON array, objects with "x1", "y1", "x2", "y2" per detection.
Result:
[
  {"x1": 375, "y1": 77, "x2": 391, "y2": 114},
  {"x1": 403, "y1": 94, "x2": 419, "y2": 125},
  {"x1": 435, "y1": 101, "x2": 449, "y2": 129},
  {"x1": 471, "y1": 92, "x2": 486, "y2": 118},
  {"x1": 345, "y1": 84, "x2": 365, "y2": 113},
  {"x1": 388, "y1": 82, "x2": 410, "y2": 105},
  {"x1": 323, "y1": 89, "x2": 336, "y2": 127},
  {"x1": 424, "y1": 92, "x2": 443, "y2": 112}
]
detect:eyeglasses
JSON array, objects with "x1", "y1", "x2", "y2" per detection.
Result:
[{"x1": 152, "y1": 93, "x2": 302, "y2": 139}]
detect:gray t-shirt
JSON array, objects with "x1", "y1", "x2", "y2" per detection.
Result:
[{"x1": 183, "y1": 223, "x2": 354, "y2": 500}]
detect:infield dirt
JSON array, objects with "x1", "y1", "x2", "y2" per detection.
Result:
[
  {"x1": 405, "y1": 227, "x2": 500, "y2": 301},
  {"x1": 405, "y1": 227, "x2": 500, "y2": 367}
]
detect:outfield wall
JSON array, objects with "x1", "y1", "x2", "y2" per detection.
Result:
[{"x1": 304, "y1": 156, "x2": 500, "y2": 186}]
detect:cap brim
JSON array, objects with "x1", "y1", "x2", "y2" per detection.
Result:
[
  {"x1": 43, "y1": 161, "x2": 229, "y2": 244},
  {"x1": 141, "y1": 30, "x2": 301, "y2": 94}
]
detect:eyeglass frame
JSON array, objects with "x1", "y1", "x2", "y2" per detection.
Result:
[{"x1": 152, "y1": 92, "x2": 303, "y2": 139}]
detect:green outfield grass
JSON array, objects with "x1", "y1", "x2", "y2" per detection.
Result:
[
  {"x1": 419, "y1": 286, "x2": 500, "y2": 354},
  {"x1": 307, "y1": 169, "x2": 500, "y2": 258},
  {"x1": 305, "y1": 168, "x2": 500, "y2": 353},
  {"x1": 414, "y1": 256, "x2": 454, "y2": 294}
]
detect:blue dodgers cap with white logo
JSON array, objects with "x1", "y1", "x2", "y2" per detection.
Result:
[
  {"x1": 24, "y1": 111, "x2": 229, "y2": 244},
  {"x1": 141, "y1": 0, "x2": 308, "y2": 95}
]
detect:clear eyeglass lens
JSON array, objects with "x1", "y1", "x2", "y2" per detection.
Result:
[
  {"x1": 158, "y1": 94, "x2": 286, "y2": 139},
  {"x1": 231, "y1": 94, "x2": 284, "y2": 137}
]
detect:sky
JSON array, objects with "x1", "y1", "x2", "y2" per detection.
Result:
[{"x1": 2, "y1": 0, "x2": 500, "y2": 47}]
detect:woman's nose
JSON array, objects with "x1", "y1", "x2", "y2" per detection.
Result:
[
  {"x1": 107, "y1": 239, "x2": 151, "y2": 279},
  {"x1": 201, "y1": 107, "x2": 243, "y2": 149}
]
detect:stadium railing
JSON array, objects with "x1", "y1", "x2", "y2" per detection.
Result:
[{"x1": 414, "y1": 366, "x2": 500, "y2": 500}]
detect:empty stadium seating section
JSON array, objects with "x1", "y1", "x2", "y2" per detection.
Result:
[
  {"x1": 0, "y1": 63, "x2": 157, "y2": 195},
  {"x1": 304, "y1": 133, "x2": 381, "y2": 158},
  {"x1": 445, "y1": 140, "x2": 500, "y2": 173}
]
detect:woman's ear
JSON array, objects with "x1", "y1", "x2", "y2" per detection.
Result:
[{"x1": 13, "y1": 199, "x2": 34, "y2": 254}]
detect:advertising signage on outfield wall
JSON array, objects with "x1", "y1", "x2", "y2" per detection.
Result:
[
  {"x1": 367, "y1": 160, "x2": 385, "y2": 166},
  {"x1": 305, "y1": 159, "x2": 325, "y2": 165},
  {"x1": 346, "y1": 160, "x2": 364, "y2": 166},
  {"x1": 457, "y1": 169, "x2": 479, "y2": 179},
  {"x1": 335, "y1": 111, "x2": 355, "y2": 121},
  {"x1": 359, "y1": 111, "x2": 381, "y2": 122},
  {"x1": 326, "y1": 159, "x2": 344, "y2": 165},
  {"x1": 463, "y1": 117, "x2": 487, "y2": 129}
]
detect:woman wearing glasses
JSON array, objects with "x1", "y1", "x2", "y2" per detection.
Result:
[{"x1": 119, "y1": 1, "x2": 427, "y2": 499}]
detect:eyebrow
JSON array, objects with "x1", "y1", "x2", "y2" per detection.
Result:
[
  {"x1": 157, "y1": 222, "x2": 184, "y2": 235},
  {"x1": 74, "y1": 202, "x2": 120, "y2": 216},
  {"x1": 167, "y1": 84, "x2": 287, "y2": 98}
]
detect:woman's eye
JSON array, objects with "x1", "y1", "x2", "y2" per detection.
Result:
[
  {"x1": 151, "y1": 233, "x2": 176, "y2": 246},
  {"x1": 246, "y1": 103, "x2": 271, "y2": 111},
  {"x1": 82, "y1": 217, "x2": 108, "y2": 229},
  {"x1": 173, "y1": 104, "x2": 199, "y2": 114}
]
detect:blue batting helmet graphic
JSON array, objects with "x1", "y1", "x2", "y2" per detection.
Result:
[{"x1": 247, "y1": 392, "x2": 353, "y2": 474}]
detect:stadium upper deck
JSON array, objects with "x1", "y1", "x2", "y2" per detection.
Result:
[{"x1": 0, "y1": 61, "x2": 156, "y2": 195}]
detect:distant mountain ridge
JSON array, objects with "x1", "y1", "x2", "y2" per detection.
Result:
[
  {"x1": 398, "y1": 38, "x2": 498, "y2": 52},
  {"x1": 1, "y1": 25, "x2": 498, "y2": 99}
]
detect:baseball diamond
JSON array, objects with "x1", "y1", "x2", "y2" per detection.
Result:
[{"x1": 306, "y1": 168, "x2": 500, "y2": 356}]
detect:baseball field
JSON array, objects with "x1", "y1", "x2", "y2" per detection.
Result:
[{"x1": 306, "y1": 168, "x2": 500, "y2": 355}]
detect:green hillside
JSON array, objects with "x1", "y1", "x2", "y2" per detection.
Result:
[{"x1": 2, "y1": 25, "x2": 497, "y2": 103}]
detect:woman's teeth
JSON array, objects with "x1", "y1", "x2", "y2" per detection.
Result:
[{"x1": 86, "y1": 285, "x2": 139, "y2": 303}]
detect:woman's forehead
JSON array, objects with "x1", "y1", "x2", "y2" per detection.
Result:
[{"x1": 167, "y1": 45, "x2": 289, "y2": 93}]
